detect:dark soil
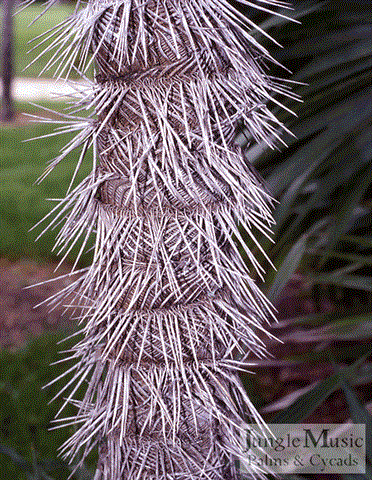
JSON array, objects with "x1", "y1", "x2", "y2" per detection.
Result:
[{"x1": 0, "y1": 258, "x2": 78, "y2": 349}]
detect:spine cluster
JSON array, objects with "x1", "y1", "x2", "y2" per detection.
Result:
[{"x1": 35, "y1": 0, "x2": 292, "y2": 478}]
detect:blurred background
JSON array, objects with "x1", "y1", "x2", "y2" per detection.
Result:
[{"x1": 0, "y1": 0, "x2": 371, "y2": 478}]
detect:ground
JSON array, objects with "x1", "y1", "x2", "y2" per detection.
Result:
[{"x1": 0, "y1": 258, "x2": 76, "y2": 349}]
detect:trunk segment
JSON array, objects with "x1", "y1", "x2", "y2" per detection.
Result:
[{"x1": 33, "y1": 0, "x2": 292, "y2": 478}]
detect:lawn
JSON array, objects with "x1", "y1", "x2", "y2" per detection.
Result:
[
  {"x1": 0, "y1": 101, "x2": 95, "y2": 478},
  {"x1": 0, "y1": 330, "x2": 96, "y2": 480},
  {"x1": 13, "y1": 3, "x2": 90, "y2": 79},
  {"x1": 0, "y1": 102, "x2": 93, "y2": 263}
]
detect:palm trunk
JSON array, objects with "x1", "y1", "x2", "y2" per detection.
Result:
[{"x1": 34, "y1": 0, "x2": 292, "y2": 478}]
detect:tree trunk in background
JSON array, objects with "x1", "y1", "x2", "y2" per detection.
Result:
[
  {"x1": 1, "y1": 0, "x2": 15, "y2": 122},
  {"x1": 33, "y1": 0, "x2": 291, "y2": 478}
]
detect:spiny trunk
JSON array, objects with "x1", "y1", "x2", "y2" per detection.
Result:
[{"x1": 32, "y1": 0, "x2": 293, "y2": 478}]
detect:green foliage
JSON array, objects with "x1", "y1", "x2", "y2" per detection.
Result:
[
  {"x1": 271, "y1": 353, "x2": 372, "y2": 424},
  {"x1": 252, "y1": 1, "x2": 372, "y2": 290},
  {"x1": 338, "y1": 368, "x2": 372, "y2": 469},
  {"x1": 244, "y1": 0, "x2": 372, "y2": 442},
  {"x1": 0, "y1": 102, "x2": 93, "y2": 263}
]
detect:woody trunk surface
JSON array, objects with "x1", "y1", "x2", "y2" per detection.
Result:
[{"x1": 34, "y1": 0, "x2": 291, "y2": 478}]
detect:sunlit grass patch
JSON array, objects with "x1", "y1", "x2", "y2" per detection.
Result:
[
  {"x1": 0, "y1": 101, "x2": 93, "y2": 263},
  {"x1": 15, "y1": 4, "x2": 75, "y2": 78}
]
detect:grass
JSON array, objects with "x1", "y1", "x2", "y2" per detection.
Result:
[
  {"x1": 1, "y1": 99, "x2": 94, "y2": 478},
  {"x1": 0, "y1": 330, "x2": 96, "y2": 480},
  {"x1": 14, "y1": 4, "x2": 76, "y2": 78},
  {"x1": 0, "y1": 101, "x2": 93, "y2": 263}
]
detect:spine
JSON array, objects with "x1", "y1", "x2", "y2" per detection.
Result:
[{"x1": 35, "y1": 0, "x2": 292, "y2": 478}]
